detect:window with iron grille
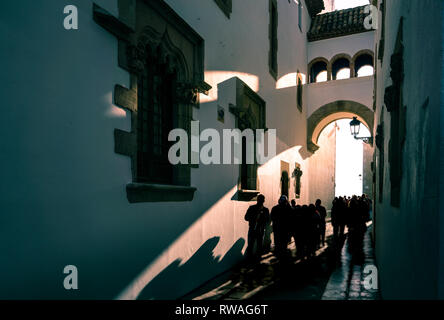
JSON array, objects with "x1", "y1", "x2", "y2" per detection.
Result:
[
  {"x1": 298, "y1": 0, "x2": 302, "y2": 31},
  {"x1": 136, "y1": 46, "x2": 175, "y2": 184},
  {"x1": 269, "y1": 0, "x2": 278, "y2": 79},
  {"x1": 297, "y1": 72, "x2": 303, "y2": 112}
]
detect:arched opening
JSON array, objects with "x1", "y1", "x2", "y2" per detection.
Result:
[
  {"x1": 334, "y1": 119, "x2": 371, "y2": 197},
  {"x1": 332, "y1": 57, "x2": 351, "y2": 80},
  {"x1": 354, "y1": 53, "x2": 374, "y2": 77},
  {"x1": 308, "y1": 118, "x2": 372, "y2": 208},
  {"x1": 309, "y1": 59, "x2": 328, "y2": 83},
  {"x1": 307, "y1": 100, "x2": 374, "y2": 153}
]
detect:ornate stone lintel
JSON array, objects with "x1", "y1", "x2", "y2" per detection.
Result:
[
  {"x1": 125, "y1": 45, "x2": 146, "y2": 74},
  {"x1": 176, "y1": 81, "x2": 212, "y2": 106},
  {"x1": 307, "y1": 141, "x2": 320, "y2": 153}
]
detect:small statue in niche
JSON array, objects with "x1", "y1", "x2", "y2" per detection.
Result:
[
  {"x1": 281, "y1": 170, "x2": 289, "y2": 197},
  {"x1": 292, "y1": 164, "x2": 303, "y2": 199}
]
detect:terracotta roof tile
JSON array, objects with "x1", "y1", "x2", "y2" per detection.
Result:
[{"x1": 307, "y1": 5, "x2": 371, "y2": 42}]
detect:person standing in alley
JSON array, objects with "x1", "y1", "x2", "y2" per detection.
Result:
[
  {"x1": 293, "y1": 204, "x2": 305, "y2": 258},
  {"x1": 316, "y1": 199, "x2": 327, "y2": 247},
  {"x1": 244, "y1": 194, "x2": 270, "y2": 261},
  {"x1": 308, "y1": 204, "x2": 321, "y2": 257},
  {"x1": 331, "y1": 198, "x2": 340, "y2": 241},
  {"x1": 271, "y1": 195, "x2": 292, "y2": 258},
  {"x1": 338, "y1": 197, "x2": 347, "y2": 239}
]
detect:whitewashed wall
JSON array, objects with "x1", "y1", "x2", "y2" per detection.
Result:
[
  {"x1": 0, "y1": 0, "x2": 314, "y2": 299},
  {"x1": 307, "y1": 31, "x2": 375, "y2": 62},
  {"x1": 305, "y1": 76, "x2": 374, "y2": 117},
  {"x1": 373, "y1": 0, "x2": 442, "y2": 299},
  {"x1": 308, "y1": 123, "x2": 336, "y2": 210}
]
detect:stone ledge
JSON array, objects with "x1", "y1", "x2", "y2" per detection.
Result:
[
  {"x1": 126, "y1": 183, "x2": 197, "y2": 203},
  {"x1": 236, "y1": 189, "x2": 260, "y2": 202}
]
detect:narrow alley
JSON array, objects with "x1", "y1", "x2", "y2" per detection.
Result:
[{"x1": 183, "y1": 222, "x2": 379, "y2": 301}]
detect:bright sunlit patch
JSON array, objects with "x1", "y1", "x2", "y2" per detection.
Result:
[
  {"x1": 336, "y1": 68, "x2": 351, "y2": 80},
  {"x1": 316, "y1": 71, "x2": 328, "y2": 83},
  {"x1": 357, "y1": 65, "x2": 374, "y2": 77},
  {"x1": 276, "y1": 73, "x2": 297, "y2": 89},
  {"x1": 200, "y1": 71, "x2": 260, "y2": 104},
  {"x1": 276, "y1": 72, "x2": 306, "y2": 89},
  {"x1": 106, "y1": 106, "x2": 127, "y2": 118},
  {"x1": 104, "y1": 92, "x2": 127, "y2": 118},
  {"x1": 335, "y1": 118, "x2": 370, "y2": 197},
  {"x1": 334, "y1": 0, "x2": 370, "y2": 10}
]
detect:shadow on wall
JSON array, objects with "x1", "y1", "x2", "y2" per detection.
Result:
[{"x1": 137, "y1": 237, "x2": 245, "y2": 300}]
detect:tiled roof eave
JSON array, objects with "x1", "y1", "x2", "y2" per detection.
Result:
[
  {"x1": 307, "y1": 5, "x2": 372, "y2": 42},
  {"x1": 307, "y1": 28, "x2": 374, "y2": 42}
]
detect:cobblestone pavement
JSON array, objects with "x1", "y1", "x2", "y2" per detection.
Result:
[
  {"x1": 181, "y1": 223, "x2": 379, "y2": 300},
  {"x1": 321, "y1": 226, "x2": 380, "y2": 300}
]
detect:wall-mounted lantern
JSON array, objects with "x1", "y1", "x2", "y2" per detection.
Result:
[{"x1": 349, "y1": 117, "x2": 373, "y2": 144}]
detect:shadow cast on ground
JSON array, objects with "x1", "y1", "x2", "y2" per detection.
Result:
[{"x1": 137, "y1": 237, "x2": 246, "y2": 300}]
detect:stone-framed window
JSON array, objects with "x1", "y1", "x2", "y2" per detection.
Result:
[
  {"x1": 214, "y1": 0, "x2": 232, "y2": 19},
  {"x1": 136, "y1": 47, "x2": 176, "y2": 185},
  {"x1": 93, "y1": 1, "x2": 211, "y2": 203},
  {"x1": 228, "y1": 77, "x2": 267, "y2": 200},
  {"x1": 297, "y1": 71, "x2": 303, "y2": 112},
  {"x1": 378, "y1": 0, "x2": 386, "y2": 62},
  {"x1": 269, "y1": 0, "x2": 278, "y2": 80},
  {"x1": 298, "y1": 0, "x2": 302, "y2": 32},
  {"x1": 384, "y1": 17, "x2": 405, "y2": 207}
]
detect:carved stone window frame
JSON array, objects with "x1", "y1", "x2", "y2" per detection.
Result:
[
  {"x1": 93, "y1": 1, "x2": 211, "y2": 203},
  {"x1": 269, "y1": 0, "x2": 278, "y2": 80},
  {"x1": 297, "y1": 71, "x2": 303, "y2": 112},
  {"x1": 228, "y1": 77, "x2": 267, "y2": 201},
  {"x1": 214, "y1": 0, "x2": 232, "y2": 19},
  {"x1": 378, "y1": 1, "x2": 386, "y2": 62}
]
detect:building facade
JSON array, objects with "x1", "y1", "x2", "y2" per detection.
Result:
[
  {"x1": 372, "y1": 0, "x2": 444, "y2": 299},
  {"x1": 1, "y1": 0, "x2": 441, "y2": 300}
]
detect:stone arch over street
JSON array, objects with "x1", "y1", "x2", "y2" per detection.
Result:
[{"x1": 307, "y1": 100, "x2": 374, "y2": 153}]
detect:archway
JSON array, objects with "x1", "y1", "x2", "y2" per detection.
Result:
[{"x1": 307, "y1": 100, "x2": 374, "y2": 153}]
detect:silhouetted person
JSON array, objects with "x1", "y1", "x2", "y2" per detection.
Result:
[
  {"x1": 299, "y1": 205, "x2": 310, "y2": 259},
  {"x1": 331, "y1": 197, "x2": 340, "y2": 241},
  {"x1": 337, "y1": 196, "x2": 347, "y2": 239},
  {"x1": 308, "y1": 204, "x2": 321, "y2": 257},
  {"x1": 289, "y1": 199, "x2": 297, "y2": 245},
  {"x1": 244, "y1": 194, "x2": 270, "y2": 261},
  {"x1": 347, "y1": 196, "x2": 365, "y2": 252},
  {"x1": 271, "y1": 195, "x2": 292, "y2": 258},
  {"x1": 292, "y1": 205, "x2": 305, "y2": 258},
  {"x1": 316, "y1": 199, "x2": 327, "y2": 247},
  {"x1": 288, "y1": 200, "x2": 296, "y2": 243}
]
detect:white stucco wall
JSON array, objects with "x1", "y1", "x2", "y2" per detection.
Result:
[
  {"x1": 373, "y1": 0, "x2": 442, "y2": 299},
  {"x1": 0, "y1": 0, "x2": 315, "y2": 299},
  {"x1": 305, "y1": 75, "x2": 374, "y2": 117},
  {"x1": 308, "y1": 123, "x2": 336, "y2": 211},
  {"x1": 307, "y1": 31, "x2": 375, "y2": 63}
]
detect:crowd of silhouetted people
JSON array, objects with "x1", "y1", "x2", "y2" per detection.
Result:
[
  {"x1": 244, "y1": 194, "x2": 372, "y2": 262},
  {"x1": 331, "y1": 194, "x2": 371, "y2": 252}
]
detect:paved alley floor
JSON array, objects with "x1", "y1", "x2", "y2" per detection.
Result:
[{"x1": 181, "y1": 223, "x2": 379, "y2": 301}]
